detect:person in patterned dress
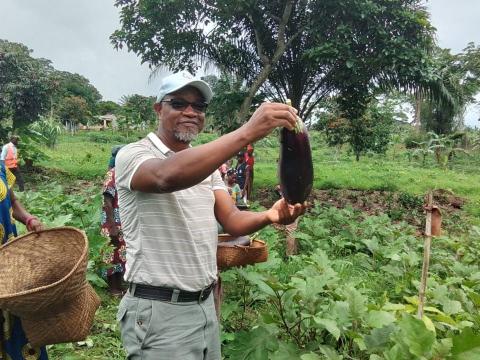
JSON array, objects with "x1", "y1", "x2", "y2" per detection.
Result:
[
  {"x1": 0, "y1": 163, "x2": 47, "y2": 360},
  {"x1": 100, "y1": 150, "x2": 126, "y2": 297}
]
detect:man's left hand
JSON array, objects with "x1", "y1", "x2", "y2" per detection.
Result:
[{"x1": 266, "y1": 198, "x2": 306, "y2": 225}]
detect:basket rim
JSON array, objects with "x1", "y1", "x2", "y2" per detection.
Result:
[
  {"x1": 0, "y1": 226, "x2": 88, "y2": 300},
  {"x1": 230, "y1": 239, "x2": 265, "y2": 249}
]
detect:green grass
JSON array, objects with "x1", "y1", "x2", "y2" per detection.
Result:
[{"x1": 38, "y1": 131, "x2": 150, "y2": 179}]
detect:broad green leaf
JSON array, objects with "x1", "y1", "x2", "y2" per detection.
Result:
[
  {"x1": 354, "y1": 337, "x2": 367, "y2": 351},
  {"x1": 364, "y1": 324, "x2": 396, "y2": 352},
  {"x1": 221, "y1": 331, "x2": 235, "y2": 342},
  {"x1": 382, "y1": 303, "x2": 405, "y2": 311},
  {"x1": 383, "y1": 344, "x2": 408, "y2": 360},
  {"x1": 442, "y1": 299, "x2": 463, "y2": 315},
  {"x1": 451, "y1": 328, "x2": 480, "y2": 360},
  {"x1": 300, "y1": 354, "x2": 322, "y2": 360},
  {"x1": 458, "y1": 321, "x2": 474, "y2": 329},
  {"x1": 366, "y1": 311, "x2": 396, "y2": 328},
  {"x1": 341, "y1": 287, "x2": 367, "y2": 320},
  {"x1": 313, "y1": 317, "x2": 341, "y2": 340},
  {"x1": 421, "y1": 315, "x2": 436, "y2": 333},
  {"x1": 403, "y1": 296, "x2": 419, "y2": 305},
  {"x1": 432, "y1": 338, "x2": 453, "y2": 359},
  {"x1": 271, "y1": 341, "x2": 302, "y2": 360},
  {"x1": 467, "y1": 291, "x2": 480, "y2": 306},
  {"x1": 319, "y1": 345, "x2": 343, "y2": 360},
  {"x1": 238, "y1": 270, "x2": 276, "y2": 297},
  {"x1": 423, "y1": 306, "x2": 444, "y2": 314},
  {"x1": 395, "y1": 314, "x2": 435, "y2": 357},
  {"x1": 47, "y1": 213, "x2": 73, "y2": 227},
  {"x1": 431, "y1": 313, "x2": 458, "y2": 328},
  {"x1": 227, "y1": 325, "x2": 279, "y2": 360},
  {"x1": 387, "y1": 253, "x2": 401, "y2": 261}
]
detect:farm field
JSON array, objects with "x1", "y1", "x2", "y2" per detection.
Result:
[{"x1": 19, "y1": 130, "x2": 480, "y2": 359}]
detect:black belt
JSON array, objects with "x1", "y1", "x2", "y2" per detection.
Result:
[{"x1": 129, "y1": 282, "x2": 215, "y2": 303}]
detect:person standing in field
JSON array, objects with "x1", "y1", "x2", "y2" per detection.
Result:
[
  {"x1": 0, "y1": 162, "x2": 47, "y2": 360},
  {"x1": 115, "y1": 71, "x2": 305, "y2": 360},
  {"x1": 100, "y1": 145, "x2": 126, "y2": 297},
  {"x1": 226, "y1": 169, "x2": 244, "y2": 207},
  {"x1": 0, "y1": 136, "x2": 24, "y2": 192},
  {"x1": 235, "y1": 151, "x2": 251, "y2": 203},
  {"x1": 244, "y1": 143, "x2": 255, "y2": 201}
]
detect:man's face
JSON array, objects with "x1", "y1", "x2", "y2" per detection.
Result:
[{"x1": 157, "y1": 86, "x2": 206, "y2": 143}]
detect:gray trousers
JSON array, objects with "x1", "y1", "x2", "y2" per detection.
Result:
[{"x1": 117, "y1": 291, "x2": 221, "y2": 360}]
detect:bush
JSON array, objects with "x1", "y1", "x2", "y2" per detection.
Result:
[
  {"x1": 404, "y1": 131, "x2": 427, "y2": 149},
  {"x1": 87, "y1": 132, "x2": 131, "y2": 144}
]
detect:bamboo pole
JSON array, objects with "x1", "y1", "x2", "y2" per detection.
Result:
[{"x1": 417, "y1": 192, "x2": 433, "y2": 319}]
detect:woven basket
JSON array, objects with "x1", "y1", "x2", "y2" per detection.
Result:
[
  {"x1": 0, "y1": 227, "x2": 101, "y2": 346},
  {"x1": 217, "y1": 234, "x2": 268, "y2": 270}
]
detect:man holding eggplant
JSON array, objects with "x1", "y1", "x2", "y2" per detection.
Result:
[{"x1": 115, "y1": 71, "x2": 306, "y2": 360}]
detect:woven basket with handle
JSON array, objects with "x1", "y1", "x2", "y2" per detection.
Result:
[
  {"x1": 217, "y1": 234, "x2": 268, "y2": 270},
  {"x1": 0, "y1": 227, "x2": 100, "y2": 346}
]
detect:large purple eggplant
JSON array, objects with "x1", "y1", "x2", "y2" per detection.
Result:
[{"x1": 279, "y1": 113, "x2": 313, "y2": 205}]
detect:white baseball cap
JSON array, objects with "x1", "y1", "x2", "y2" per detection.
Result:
[{"x1": 156, "y1": 71, "x2": 213, "y2": 103}]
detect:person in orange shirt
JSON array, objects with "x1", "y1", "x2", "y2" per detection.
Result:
[{"x1": 0, "y1": 136, "x2": 24, "y2": 192}]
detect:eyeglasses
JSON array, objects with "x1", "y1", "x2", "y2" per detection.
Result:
[{"x1": 161, "y1": 98, "x2": 208, "y2": 113}]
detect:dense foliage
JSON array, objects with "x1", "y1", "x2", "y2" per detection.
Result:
[
  {"x1": 0, "y1": 39, "x2": 54, "y2": 129},
  {"x1": 420, "y1": 44, "x2": 480, "y2": 134},
  {"x1": 204, "y1": 74, "x2": 265, "y2": 134},
  {"x1": 220, "y1": 205, "x2": 480, "y2": 359},
  {"x1": 111, "y1": 0, "x2": 436, "y2": 124},
  {"x1": 317, "y1": 99, "x2": 395, "y2": 160},
  {"x1": 118, "y1": 94, "x2": 157, "y2": 131}
]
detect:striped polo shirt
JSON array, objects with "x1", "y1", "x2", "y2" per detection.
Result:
[{"x1": 115, "y1": 133, "x2": 227, "y2": 291}]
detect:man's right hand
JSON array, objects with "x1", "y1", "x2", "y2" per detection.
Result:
[{"x1": 241, "y1": 102, "x2": 298, "y2": 142}]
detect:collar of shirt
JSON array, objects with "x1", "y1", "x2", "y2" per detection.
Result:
[
  {"x1": 147, "y1": 132, "x2": 192, "y2": 157},
  {"x1": 147, "y1": 132, "x2": 173, "y2": 156}
]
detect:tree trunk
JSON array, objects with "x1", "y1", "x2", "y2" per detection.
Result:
[
  {"x1": 237, "y1": 0, "x2": 294, "y2": 122},
  {"x1": 237, "y1": 64, "x2": 273, "y2": 122},
  {"x1": 413, "y1": 93, "x2": 422, "y2": 131}
]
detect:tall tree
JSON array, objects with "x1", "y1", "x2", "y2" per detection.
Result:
[
  {"x1": 203, "y1": 74, "x2": 265, "y2": 133},
  {"x1": 112, "y1": 0, "x2": 436, "y2": 125},
  {"x1": 52, "y1": 70, "x2": 102, "y2": 115},
  {"x1": 0, "y1": 39, "x2": 54, "y2": 129},
  {"x1": 421, "y1": 44, "x2": 480, "y2": 134},
  {"x1": 120, "y1": 94, "x2": 157, "y2": 128},
  {"x1": 96, "y1": 100, "x2": 121, "y2": 115},
  {"x1": 57, "y1": 95, "x2": 90, "y2": 132}
]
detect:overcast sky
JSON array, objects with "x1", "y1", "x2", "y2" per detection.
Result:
[{"x1": 0, "y1": 0, "x2": 479, "y2": 125}]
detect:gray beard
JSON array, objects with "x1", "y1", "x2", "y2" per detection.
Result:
[{"x1": 174, "y1": 129, "x2": 199, "y2": 143}]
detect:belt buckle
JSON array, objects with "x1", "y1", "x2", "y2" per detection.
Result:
[
  {"x1": 198, "y1": 288, "x2": 205, "y2": 302},
  {"x1": 199, "y1": 282, "x2": 215, "y2": 302}
]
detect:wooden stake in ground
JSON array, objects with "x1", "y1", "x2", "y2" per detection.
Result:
[{"x1": 417, "y1": 192, "x2": 442, "y2": 319}]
